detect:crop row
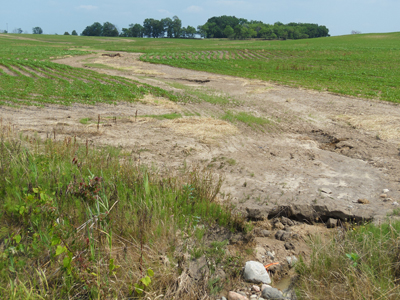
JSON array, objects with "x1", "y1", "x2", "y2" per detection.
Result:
[
  {"x1": 0, "y1": 59, "x2": 154, "y2": 106},
  {"x1": 141, "y1": 48, "x2": 400, "y2": 103}
]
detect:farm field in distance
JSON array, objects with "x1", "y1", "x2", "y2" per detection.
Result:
[{"x1": 1, "y1": 32, "x2": 400, "y2": 299}]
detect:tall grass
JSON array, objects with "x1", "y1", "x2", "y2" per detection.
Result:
[
  {"x1": 295, "y1": 221, "x2": 400, "y2": 299},
  {"x1": 0, "y1": 126, "x2": 242, "y2": 299}
]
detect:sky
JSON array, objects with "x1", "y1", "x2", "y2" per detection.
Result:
[{"x1": 0, "y1": 0, "x2": 399, "y2": 36}]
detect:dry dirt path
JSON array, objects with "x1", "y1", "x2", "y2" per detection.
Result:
[{"x1": 3, "y1": 51, "x2": 400, "y2": 225}]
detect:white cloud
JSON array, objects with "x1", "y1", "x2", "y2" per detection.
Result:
[
  {"x1": 76, "y1": 5, "x2": 98, "y2": 11},
  {"x1": 184, "y1": 5, "x2": 204, "y2": 13},
  {"x1": 158, "y1": 9, "x2": 171, "y2": 14}
]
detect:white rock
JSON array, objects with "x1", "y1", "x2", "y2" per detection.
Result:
[
  {"x1": 228, "y1": 291, "x2": 248, "y2": 300},
  {"x1": 383, "y1": 189, "x2": 390, "y2": 193},
  {"x1": 393, "y1": 202, "x2": 399, "y2": 206},
  {"x1": 244, "y1": 261, "x2": 271, "y2": 284},
  {"x1": 261, "y1": 284, "x2": 272, "y2": 291},
  {"x1": 252, "y1": 285, "x2": 260, "y2": 292}
]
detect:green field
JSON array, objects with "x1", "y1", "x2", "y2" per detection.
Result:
[{"x1": 1, "y1": 32, "x2": 400, "y2": 104}]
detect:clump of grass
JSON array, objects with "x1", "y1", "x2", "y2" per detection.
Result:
[
  {"x1": 0, "y1": 128, "x2": 243, "y2": 299},
  {"x1": 295, "y1": 221, "x2": 400, "y2": 299},
  {"x1": 140, "y1": 112, "x2": 182, "y2": 120},
  {"x1": 222, "y1": 110, "x2": 271, "y2": 129},
  {"x1": 79, "y1": 117, "x2": 92, "y2": 124}
]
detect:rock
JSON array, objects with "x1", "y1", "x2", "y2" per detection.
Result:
[
  {"x1": 216, "y1": 269, "x2": 226, "y2": 280},
  {"x1": 383, "y1": 189, "x2": 390, "y2": 193},
  {"x1": 284, "y1": 242, "x2": 295, "y2": 250},
  {"x1": 380, "y1": 194, "x2": 387, "y2": 198},
  {"x1": 320, "y1": 187, "x2": 332, "y2": 194},
  {"x1": 246, "y1": 207, "x2": 267, "y2": 220},
  {"x1": 286, "y1": 256, "x2": 298, "y2": 268},
  {"x1": 221, "y1": 297, "x2": 227, "y2": 300},
  {"x1": 244, "y1": 261, "x2": 272, "y2": 284},
  {"x1": 252, "y1": 285, "x2": 260, "y2": 292},
  {"x1": 336, "y1": 140, "x2": 355, "y2": 149},
  {"x1": 358, "y1": 198, "x2": 370, "y2": 204},
  {"x1": 261, "y1": 230, "x2": 272, "y2": 237},
  {"x1": 384, "y1": 198, "x2": 393, "y2": 202},
  {"x1": 250, "y1": 295, "x2": 258, "y2": 300},
  {"x1": 280, "y1": 216, "x2": 294, "y2": 226},
  {"x1": 238, "y1": 291, "x2": 247, "y2": 297},
  {"x1": 326, "y1": 218, "x2": 338, "y2": 228},
  {"x1": 274, "y1": 222, "x2": 285, "y2": 230},
  {"x1": 228, "y1": 291, "x2": 248, "y2": 300},
  {"x1": 261, "y1": 284, "x2": 272, "y2": 291},
  {"x1": 266, "y1": 251, "x2": 275, "y2": 260},
  {"x1": 261, "y1": 286, "x2": 284, "y2": 299},
  {"x1": 275, "y1": 230, "x2": 291, "y2": 241},
  {"x1": 393, "y1": 202, "x2": 399, "y2": 206},
  {"x1": 189, "y1": 256, "x2": 209, "y2": 280}
]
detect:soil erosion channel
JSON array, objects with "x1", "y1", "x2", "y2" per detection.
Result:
[{"x1": 4, "y1": 52, "x2": 400, "y2": 225}]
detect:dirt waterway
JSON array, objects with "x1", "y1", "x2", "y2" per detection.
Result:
[{"x1": 3, "y1": 51, "x2": 400, "y2": 222}]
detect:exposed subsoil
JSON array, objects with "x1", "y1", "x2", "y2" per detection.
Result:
[{"x1": 2, "y1": 51, "x2": 400, "y2": 282}]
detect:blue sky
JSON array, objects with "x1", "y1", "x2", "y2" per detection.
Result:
[{"x1": 1, "y1": 0, "x2": 399, "y2": 36}]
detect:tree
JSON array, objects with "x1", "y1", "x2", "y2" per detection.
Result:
[
  {"x1": 102, "y1": 22, "x2": 119, "y2": 37},
  {"x1": 81, "y1": 22, "x2": 102, "y2": 36},
  {"x1": 71, "y1": 30, "x2": 78, "y2": 36},
  {"x1": 162, "y1": 17, "x2": 174, "y2": 38},
  {"x1": 64, "y1": 31, "x2": 70, "y2": 35},
  {"x1": 12, "y1": 28, "x2": 23, "y2": 34},
  {"x1": 172, "y1": 16, "x2": 182, "y2": 38},
  {"x1": 223, "y1": 25, "x2": 234, "y2": 39},
  {"x1": 32, "y1": 27, "x2": 43, "y2": 34},
  {"x1": 351, "y1": 30, "x2": 361, "y2": 35},
  {"x1": 185, "y1": 26, "x2": 196, "y2": 38}
]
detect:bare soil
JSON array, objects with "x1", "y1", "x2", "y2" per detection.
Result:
[{"x1": 2, "y1": 51, "x2": 400, "y2": 277}]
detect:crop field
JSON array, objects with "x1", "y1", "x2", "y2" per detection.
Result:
[
  {"x1": 140, "y1": 33, "x2": 400, "y2": 103},
  {"x1": 1, "y1": 32, "x2": 400, "y2": 104},
  {"x1": 0, "y1": 35, "x2": 174, "y2": 106}
]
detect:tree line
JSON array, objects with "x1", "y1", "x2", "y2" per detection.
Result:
[
  {"x1": 80, "y1": 15, "x2": 329, "y2": 40},
  {"x1": 198, "y1": 16, "x2": 330, "y2": 39}
]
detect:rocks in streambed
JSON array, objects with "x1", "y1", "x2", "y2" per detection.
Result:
[
  {"x1": 228, "y1": 291, "x2": 248, "y2": 300},
  {"x1": 261, "y1": 286, "x2": 285, "y2": 299},
  {"x1": 244, "y1": 261, "x2": 271, "y2": 284},
  {"x1": 275, "y1": 230, "x2": 291, "y2": 241}
]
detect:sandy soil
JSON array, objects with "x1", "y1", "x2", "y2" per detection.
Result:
[{"x1": 3, "y1": 51, "x2": 400, "y2": 225}]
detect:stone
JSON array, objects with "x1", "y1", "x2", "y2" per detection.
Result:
[
  {"x1": 250, "y1": 295, "x2": 258, "y2": 300},
  {"x1": 261, "y1": 286, "x2": 284, "y2": 299},
  {"x1": 216, "y1": 269, "x2": 227, "y2": 280},
  {"x1": 189, "y1": 256, "x2": 209, "y2": 280},
  {"x1": 261, "y1": 230, "x2": 272, "y2": 237},
  {"x1": 383, "y1": 189, "x2": 390, "y2": 193},
  {"x1": 266, "y1": 251, "x2": 275, "y2": 260},
  {"x1": 221, "y1": 297, "x2": 227, "y2": 300},
  {"x1": 326, "y1": 218, "x2": 338, "y2": 228},
  {"x1": 252, "y1": 285, "x2": 260, "y2": 292},
  {"x1": 358, "y1": 198, "x2": 370, "y2": 204},
  {"x1": 320, "y1": 187, "x2": 332, "y2": 194},
  {"x1": 393, "y1": 202, "x2": 399, "y2": 206},
  {"x1": 275, "y1": 230, "x2": 291, "y2": 241},
  {"x1": 284, "y1": 242, "x2": 295, "y2": 250},
  {"x1": 380, "y1": 194, "x2": 388, "y2": 198},
  {"x1": 280, "y1": 216, "x2": 294, "y2": 226},
  {"x1": 286, "y1": 256, "x2": 298, "y2": 268},
  {"x1": 228, "y1": 291, "x2": 248, "y2": 300},
  {"x1": 261, "y1": 284, "x2": 272, "y2": 291},
  {"x1": 246, "y1": 207, "x2": 267, "y2": 220},
  {"x1": 274, "y1": 222, "x2": 285, "y2": 230},
  {"x1": 243, "y1": 261, "x2": 272, "y2": 284},
  {"x1": 384, "y1": 198, "x2": 393, "y2": 202}
]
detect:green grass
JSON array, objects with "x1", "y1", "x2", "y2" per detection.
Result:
[
  {"x1": 140, "y1": 112, "x2": 182, "y2": 120},
  {"x1": 3, "y1": 32, "x2": 400, "y2": 104},
  {"x1": 79, "y1": 117, "x2": 92, "y2": 124},
  {"x1": 0, "y1": 128, "x2": 243, "y2": 299},
  {"x1": 222, "y1": 111, "x2": 271, "y2": 129},
  {"x1": 295, "y1": 221, "x2": 400, "y2": 299}
]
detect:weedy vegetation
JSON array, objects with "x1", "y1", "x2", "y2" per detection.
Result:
[
  {"x1": 0, "y1": 126, "x2": 247, "y2": 299},
  {"x1": 295, "y1": 221, "x2": 400, "y2": 299}
]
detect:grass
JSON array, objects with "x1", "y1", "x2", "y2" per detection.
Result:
[
  {"x1": 79, "y1": 117, "x2": 92, "y2": 124},
  {"x1": 295, "y1": 221, "x2": 400, "y2": 299},
  {"x1": 140, "y1": 112, "x2": 182, "y2": 120},
  {"x1": 222, "y1": 111, "x2": 271, "y2": 129},
  {"x1": 0, "y1": 127, "x2": 245, "y2": 299}
]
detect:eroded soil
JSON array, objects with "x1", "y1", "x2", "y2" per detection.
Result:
[{"x1": 3, "y1": 51, "x2": 400, "y2": 285}]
